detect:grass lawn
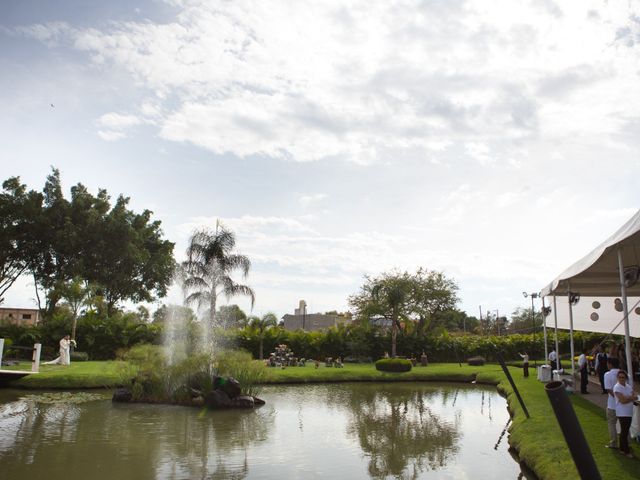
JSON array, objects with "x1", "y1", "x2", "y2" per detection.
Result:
[
  {"x1": 3, "y1": 360, "x2": 638, "y2": 479},
  {"x1": 5, "y1": 361, "x2": 126, "y2": 389}
]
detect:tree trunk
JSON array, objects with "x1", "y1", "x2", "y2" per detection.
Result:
[
  {"x1": 259, "y1": 338, "x2": 264, "y2": 360},
  {"x1": 391, "y1": 318, "x2": 397, "y2": 358},
  {"x1": 71, "y1": 315, "x2": 78, "y2": 341}
]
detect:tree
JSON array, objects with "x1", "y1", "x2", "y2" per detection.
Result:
[
  {"x1": 182, "y1": 223, "x2": 255, "y2": 346},
  {"x1": 349, "y1": 268, "x2": 460, "y2": 356},
  {"x1": 350, "y1": 271, "x2": 414, "y2": 357},
  {"x1": 59, "y1": 277, "x2": 91, "y2": 340},
  {"x1": 1, "y1": 169, "x2": 175, "y2": 315},
  {"x1": 249, "y1": 313, "x2": 278, "y2": 359},
  {"x1": 409, "y1": 268, "x2": 459, "y2": 333},
  {"x1": 0, "y1": 177, "x2": 43, "y2": 304},
  {"x1": 507, "y1": 307, "x2": 543, "y2": 335},
  {"x1": 216, "y1": 304, "x2": 248, "y2": 328},
  {"x1": 430, "y1": 309, "x2": 479, "y2": 334}
]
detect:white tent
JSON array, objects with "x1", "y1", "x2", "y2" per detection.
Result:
[
  {"x1": 541, "y1": 209, "x2": 640, "y2": 385},
  {"x1": 543, "y1": 295, "x2": 640, "y2": 337}
]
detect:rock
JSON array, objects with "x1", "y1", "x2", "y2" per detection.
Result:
[
  {"x1": 204, "y1": 390, "x2": 231, "y2": 409},
  {"x1": 112, "y1": 388, "x2": 132, "y2": 403},
  {"x1": 220, "y1": 377, "x2": 242, "y2": 399},
  {"x1": 252, "y1": 396, "x2": 266, "y2": 406},
  {"x1": 191, "y1": 396, "x2": 205, "y2": 407},
  {"x1": 230, "y1": 395, "x2": 255, "y2": 408}
]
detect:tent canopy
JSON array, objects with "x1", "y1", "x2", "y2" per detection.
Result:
[
  {"x1": 543, "y1": 295, "x2": 640, "y2": 337},
  {"x1": 541, "y1": 210, "x2": 640, "y2": 297}
]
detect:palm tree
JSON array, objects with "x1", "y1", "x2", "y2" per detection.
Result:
[
  {"x1": 249, "y1": 313, "x2": 278, "y2": 359},
  {"x1": 182, "y1": 223, "x2": 255, "y2": 348}
]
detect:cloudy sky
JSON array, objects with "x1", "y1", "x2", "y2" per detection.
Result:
[{"x1": 1, "y1": 0, "x2": 640, "y2": 320}]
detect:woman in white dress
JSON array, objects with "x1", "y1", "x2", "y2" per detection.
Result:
[{"x1": 45, "y1": 335, "x2": 74, "y2": 365}]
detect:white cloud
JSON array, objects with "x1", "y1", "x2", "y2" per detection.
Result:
[
  {"x1": 95, "y1": 112, "x2": 143, "y2": 141},
  {"x1": 16, "y1": 1, "x2": 640, "y2": 164}
]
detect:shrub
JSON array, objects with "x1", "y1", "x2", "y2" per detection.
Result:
[
  {"x1": 467, "y1": 356, "x2": 485, "y2": 366},
  {"x1": 375, "y1": 358, "x2": 412, "y2": 373},
  {"x1": 215, "y1": 349, "x2": 267, "y2": 397},
  {"x1": 70, "y1": 351, "x2": 89, "y2": 362}
]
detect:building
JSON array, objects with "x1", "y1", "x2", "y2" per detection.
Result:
[
  {"x1": 282, "y1": 300, "x2": 352, "y2": 331},
  {"x1": 0, "y1": 308, "x2": 40, "y2": 326}
]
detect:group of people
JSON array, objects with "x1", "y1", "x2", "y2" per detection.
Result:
[{"x1": 544, "y1": 345, "x2": 637, "y2": 458}]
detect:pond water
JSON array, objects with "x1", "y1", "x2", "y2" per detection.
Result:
[{"x1": 0, "y1": 383, "x2": 534, "y2": 479}]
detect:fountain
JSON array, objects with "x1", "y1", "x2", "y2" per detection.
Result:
[{"x1": 113, "y1": 305, "x2": 265, "y2": 409}]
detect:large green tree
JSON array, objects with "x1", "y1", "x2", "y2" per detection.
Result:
[
  {"x1": 349, "y1": 271, "x2": 414, "y2": 357},
  {"x1": 181, "y1": 223, "x2": 255, "y2": 345},
  {"x1": 409, "y1": 268, "x2": 460, "y2": 333},
  {"x1": 1, "y1": 169, "x2": 175, "y2": 315},
  {"x1": 0, "y1": 177, "x2": 43, "y2": 304},
  {"x1": 349, "y1": 268, "x2": 459, "y2": 357}
]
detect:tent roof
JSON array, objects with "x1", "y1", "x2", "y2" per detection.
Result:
[{"x1": 541, "y1": 209, "x2": 640, "y2": 297}]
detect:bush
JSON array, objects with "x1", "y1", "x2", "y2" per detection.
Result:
[
  {"x1": 375, "y1": 358, "x2": 412, "y2": 373},
  {"x1": 215, "y1": 349, "x2": 267, "y2": 397},
  {"x1": 467, "y1": 356, "x2": 485, "y2": 366},
  {"x1": 70, "y1": 351, "x2": 89, "y2": 362}
]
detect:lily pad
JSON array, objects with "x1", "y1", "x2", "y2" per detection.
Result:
[{"x1": 21, "y1": 392, "x2": 105, "y2": 404}]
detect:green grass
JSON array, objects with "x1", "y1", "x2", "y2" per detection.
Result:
[
  {"x1": 6, "y1": 361, "x2": 127, "y2": 389},
  {"x1": 3, "y1": 360, "x2": 637, "y2": 479}
]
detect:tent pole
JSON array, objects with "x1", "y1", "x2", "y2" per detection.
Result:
[
  {"x1": 542, "y1": 296, "x2": 549, "y2": 364},
  {"x1": 616, "y1": 247, "x2": 634, "y2": 388},
  {"x1": 553, "y1": 296, "x2": 560, "y2": 369},
  {"x1": 567, "y1": 283, "x2": 576, "y2": 376}
]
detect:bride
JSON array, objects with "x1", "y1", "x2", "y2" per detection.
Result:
[{"x1": 44, "y1": 335, "x2": 76, "y2": 365}]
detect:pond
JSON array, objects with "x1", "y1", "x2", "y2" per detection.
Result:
[{"x1": 0, "y1": 382, "x2": 534, "y2": 479}]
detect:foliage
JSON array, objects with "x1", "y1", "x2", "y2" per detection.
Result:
[
  {"x1": 181, "y1": 223, "x2": 255, "y2": 347},
  {"x1": 214, "y1": 349, "x2": 267, "y2": 397},
  {"x1": 119, "y1": 344, "x2": 213, "y2": 403},
  {"x1": 248, "y1": 312, "x2": 278, "y2": 359},
  {"x1": 507, "y1": 307, "x2": 544, "y2": 334},
  {"x1": 0, "y1": 177, "x2": 42, "y2": 304},
  {"x1": 375, "y1": 358, "x2": 413, "y2": 372},
  {"x1": 216, "y1": 304, "x2": 248, "y2": 328},
  {"x1": 0, "y1": 169, "x2": 175, "y2": 313},
  {"x1": 0, "y1": 306, "x2": 161, "y2": 361},
  {"x1": 349, "y1": 268, "x2": 460, "y2": 356}
]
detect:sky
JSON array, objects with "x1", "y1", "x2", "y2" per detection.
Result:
[{"x1": 1, "y1": 0, "x2": 640, "y2": 320}]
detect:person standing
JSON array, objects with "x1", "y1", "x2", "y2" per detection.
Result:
[
  {"x1": 604, "y1": 357, "x2": 620, "y2": 449},
  {"x1": 578, "y1": 349, "x2": 589, "y2": 394},
  {"x1": 44, "y1": 334, "x2": 72, "y2": 366},
  {"x1": 519, "y1": 352, "x2": 529, "y2": 378},
  {"x1": 549, "y1": 349, "x2": 558, "y2": 371},
  {"x1": 595, "y1": 346, "x2": 608, "y2": 394},
  {"x1": 613, "y1": 370, "x2": 636, "y2": 458}
]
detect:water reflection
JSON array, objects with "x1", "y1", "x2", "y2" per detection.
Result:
[
  {"x1": 0, "y1": 384, "x2": 527, "y2": 480},
  {"x1": 0, "y1": 392, "x2": 274, "y2": 480},
  {"x1": 344, "y1": 384, "x2": 459, "y2": 478}
]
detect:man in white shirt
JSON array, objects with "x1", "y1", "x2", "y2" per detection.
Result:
[
  {"x1": 603, "y1": 357, "x2": 620, "y2": 448},
  {"x1": 549, "y1": 349, "x2": 558, "y2": 371},
  {"x1": 578, "y1": 349, "x2": 589, "y2": 394}
]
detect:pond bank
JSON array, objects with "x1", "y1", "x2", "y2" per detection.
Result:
[{"x1": 4, "y1": 361, "x2": 637, "y2": 479}]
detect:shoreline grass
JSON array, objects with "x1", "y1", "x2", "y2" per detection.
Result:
[{"x1": 3, "y1": 360, "x2": 638, "y2": 479}]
